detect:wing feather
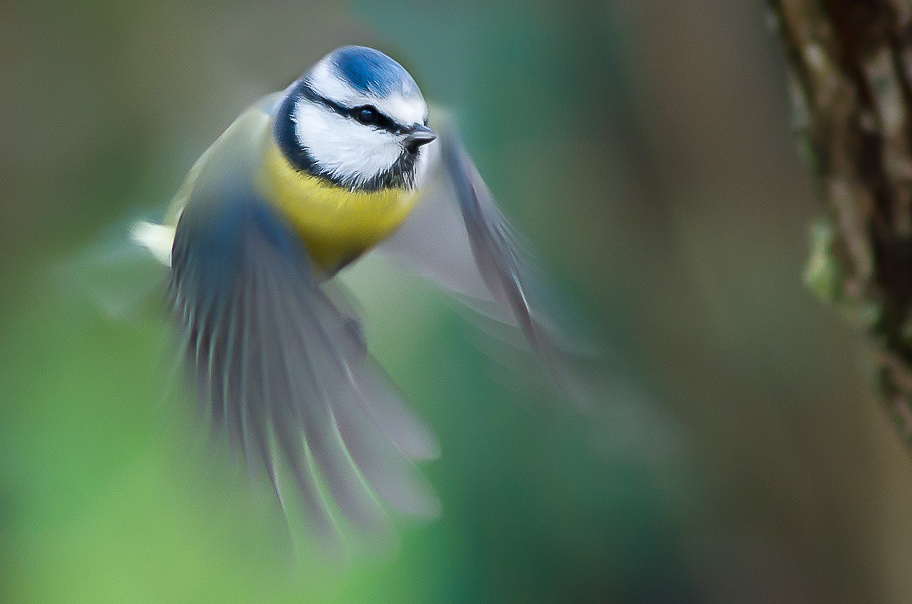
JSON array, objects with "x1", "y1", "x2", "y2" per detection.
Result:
[
  {"x1": 379, "y1": 121, "x2": 598, "y2": 406},
  {"x1": 170, "y1": 192, "x2": 439, "y2": 537}
]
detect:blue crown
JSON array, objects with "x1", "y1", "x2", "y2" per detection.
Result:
[{"x1": 329, "y1": 46, "x2": 420, "y2": 97}]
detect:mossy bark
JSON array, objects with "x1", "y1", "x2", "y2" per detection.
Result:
[{"x1": 770, "y1": 0, "x2": 912, "y2": 446}]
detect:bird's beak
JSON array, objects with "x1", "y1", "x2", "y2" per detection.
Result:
[{"x1": 402, "y1": 125, "x2": 437, "y2": 152}]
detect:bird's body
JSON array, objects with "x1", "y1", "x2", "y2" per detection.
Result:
[
  {"x1": 156, "y1": 93, "x2": 425, "y2": 273},
  {"x1": 133, "y1": 46, "x2": 589, "y2": 540},
  {"x1": 259, "y1": 125, "x2": 422, "y2": 271}
]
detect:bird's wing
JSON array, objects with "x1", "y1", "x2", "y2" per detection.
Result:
[
  {"x1": 377, "y1": 117, "x2": 597, "y2": 403},
  {"x1": 170, "y1": 155, "x2": 439, "y2": 541}
]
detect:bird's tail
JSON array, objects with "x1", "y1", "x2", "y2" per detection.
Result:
[{"x1": 130, "y1": 220, "x2": 175, "y2": 267}]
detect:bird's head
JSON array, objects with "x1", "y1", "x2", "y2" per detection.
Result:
[{"x1": 275, "y1": 46, "x2": 437, "y2": 192}]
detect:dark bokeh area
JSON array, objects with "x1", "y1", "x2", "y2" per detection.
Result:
[{"x1": 3, "y1": 0, "x2": 912, "y2": 602}]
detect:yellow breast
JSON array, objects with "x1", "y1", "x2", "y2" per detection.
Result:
[{"x1": 257, "y1": 139, "x2": 420, "y2": 270}]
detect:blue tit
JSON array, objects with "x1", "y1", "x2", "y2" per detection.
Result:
[{"x1": 132, "y1": 46, "x2": 587, "y2": 536}]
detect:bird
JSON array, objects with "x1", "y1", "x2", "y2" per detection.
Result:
[{"x1": 131, "y1": 45, "x2": 591, "y2": 541}]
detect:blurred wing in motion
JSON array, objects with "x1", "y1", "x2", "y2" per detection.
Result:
[
  {"x1": 379, "y1": 119, "x2": 599, "y2": 407},
  {"x1": 170, "y1": 192, "x2": 440, "y2": 542},
  {"x1": 54, "y1": 216, "x2": 170, "y2": 322}
]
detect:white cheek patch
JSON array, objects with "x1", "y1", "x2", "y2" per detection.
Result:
[{"x1": 294, "y1": 102, "x2": 402, "y2": 188}]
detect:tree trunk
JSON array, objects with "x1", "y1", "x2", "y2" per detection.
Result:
[{"x1": 770, "y1": 0, "x2": 912, "y2": 449}]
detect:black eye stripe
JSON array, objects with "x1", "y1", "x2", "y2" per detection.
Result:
[
  {"x1": 299, "y1": 82, "x2": 406, "y2": 135},
  {"x1": 352, "y1": 105, "x2": 398, "y2": 132}
]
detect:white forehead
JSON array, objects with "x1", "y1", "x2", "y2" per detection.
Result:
[{"x1": 307, "y1": 56, "x2": 428, "y2": 126}]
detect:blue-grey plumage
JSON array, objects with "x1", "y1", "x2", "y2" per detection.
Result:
[{"x1": 134, "y1": 46, "x2": 594, "y2": 541}]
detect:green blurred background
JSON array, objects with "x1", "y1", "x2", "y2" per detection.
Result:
[{"x1": 3, "y1": 0, "x2": 912, "y2": 602}]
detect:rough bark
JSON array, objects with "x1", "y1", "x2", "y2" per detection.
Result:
[{"x1": 769, "y1": 0, "x2": 912, "y2": 447}]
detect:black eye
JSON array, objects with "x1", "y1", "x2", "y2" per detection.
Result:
[{"x1": 355, "y1": 106, "x2": 378, "y2": 124}]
